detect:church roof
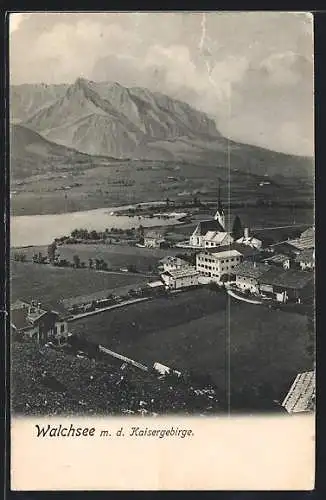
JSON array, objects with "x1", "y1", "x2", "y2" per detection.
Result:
[{"x1": 196, "y1": 219, "x2": 225, "y2": 235}]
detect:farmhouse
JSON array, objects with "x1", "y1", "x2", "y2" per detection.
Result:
[
  {"x1": 161, "y1": 268, "x2": 199, "y2": 290},
  {"x1": 282, "y1": 371, "x2": 315, "y2": 413},
  {"x1": 144, "y1": 230, "x2": 166, "y2": 248},
  {"x1": 233, "y1": 261, "x2": 270, "y2": 294},
  {"x1": 11, "y1": 299, "x2": 69, "y2": 346},
  {"x1": 295, "y1": 248, "x2": 315, "y2": 271},
  {"x1": 258, "y1": 268, "x2": 314, "y2": 304},
  {"x1": 158, "y1": 256, "x2": 192, "y2": 273},
  {"x1": 196, "y1": 248, "x2": 243, "y2": 283}
]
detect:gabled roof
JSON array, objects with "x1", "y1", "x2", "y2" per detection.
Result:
[
  {"x1": 233, "y1": 261, "x2": 270, "y2": 279},
  {"x1": 162, "y1": 268, "x2": 198, "y2": 279},
  {"x1": 11, "y1": 308, "x2": 31, "y2": 331},
  {"x1": 295, "y1": 248, "x2": 315, "y2": 263},
  {"x1": 194, "y1": 219, "x2": 225, "y2": 236},
  {"x1": 259, "y1": 268, "x2": 314, "y2": 290},
  {"x1": 264, "y1": 253, "x2": 290, "y2": 264},
  {"x1": 144, "y1": 230, "x2": 165, "y2": 239},
  {"x1": 282, "y1": 371, "x2": 315, "y2": 413}
]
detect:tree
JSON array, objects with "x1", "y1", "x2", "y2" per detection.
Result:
[
  {"x1": 47, "y1": 241, "x2": 57, "y2": 263},
  {"x1": 72, "y1": 254, "x2": 81, "y2": 268},
  {"x1": 232, "y1": 215, "x2": 244, "y2": 240},
  {"x1": 138, "y1": 225, "x2": 145, "y2": 245}
]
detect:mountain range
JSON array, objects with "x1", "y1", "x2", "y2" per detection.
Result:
[{"x1": 10, "y1": 78, "x2": 314, "y2": 179}]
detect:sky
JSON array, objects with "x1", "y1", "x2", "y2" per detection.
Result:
[{"x1": 9, "y1": 12, "x2": 314, "y2": 156}]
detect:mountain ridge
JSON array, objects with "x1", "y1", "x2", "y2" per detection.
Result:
[{"x1": 11, "y1": 78, "x2": 313, "y2": 178}]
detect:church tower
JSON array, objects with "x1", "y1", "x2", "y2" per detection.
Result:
[{"x1": 214, "y1": 181, "x2": 225, "y2": 230}]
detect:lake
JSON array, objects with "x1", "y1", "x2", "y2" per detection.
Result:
[{"x1": 10, "y1": 207, "x2": 181, "y2": 247}]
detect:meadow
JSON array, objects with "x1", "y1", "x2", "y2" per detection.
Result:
[
  {"x1": 11, "y1": 261, "x2": 145, "y2": 306},
  {"x1": 70, "y1": 288, "x2": 312, "y2": 405}
]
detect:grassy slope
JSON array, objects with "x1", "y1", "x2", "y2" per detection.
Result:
[
  {"x1": 70, "y1": 289, "x2": 311, "y2": 401},
  {"x1": 11, "y1": 261, "x2": 145, "y2": 305}
]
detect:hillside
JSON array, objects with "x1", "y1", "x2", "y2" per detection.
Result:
[
  {"x1": 11, "y1": 78, "x2": 314, "y2": 179},
  {"x1": 10, "y1": 124, "x2": 102, "y2": 179}
]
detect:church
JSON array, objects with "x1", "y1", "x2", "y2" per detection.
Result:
[{"x1": 189, "y1": 186, "x2": 234, "y2": 249}]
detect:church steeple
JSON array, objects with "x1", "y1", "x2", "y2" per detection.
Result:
[{"x1": 214, "y1": 180, "x2": 225, "y2": 229}]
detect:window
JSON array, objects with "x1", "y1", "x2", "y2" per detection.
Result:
[{"x1": 61, "y1": 323, "x2": 65, "y2": 333}]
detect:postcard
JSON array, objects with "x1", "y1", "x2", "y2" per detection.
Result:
[{"x1": 9, "y1": 11, "x2": 315, "y2": 490}]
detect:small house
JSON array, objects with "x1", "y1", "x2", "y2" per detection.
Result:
[
  {"x1": 295, "y1": 248, "x2": 315, "y2": 271},
  {"x1": 158, "y1": 255, "x2": 192, "y2": 273},
  {"x1": 161, "y1": 268, "x2": 199, "y2": 290},
  {"x1": 144, "y1": 230, "x2": 166, "y2": 248},
  {"x1": 11, "y1": 299, "x2": 69, "y2": 346}
]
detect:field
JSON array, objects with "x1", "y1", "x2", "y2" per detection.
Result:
[
  {"x1": 70, "y1": 288, "x2": 312, "y2": 404},
  {"x1": 10, "y1": 160, "x2": 314, "y2": 216},
  {"x1": 11, "y1": 261, "x2": 146, "y2": 306},
  {"x1": 12, "y1": 244, "x2": 183, "y2": 273}
]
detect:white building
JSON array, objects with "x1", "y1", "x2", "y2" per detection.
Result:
[
  {"x1": 196, "y1": 248, "x2": 243, "y2": 283},
  {"x1": 189, "y1": 185, "x2": 234, "y2": 249},
  {"x1": 161, "y1": 268, "x2": 199, "y2": 290},
  {"x1": 144, "y1": 230, "x2": 166, "y2": 248},
  {"x1": 236, "y1": 227, "x2": 262, "y2": 250},
  {"x1": 158, "y1": 256, "x2": 191, "y2": 273}
]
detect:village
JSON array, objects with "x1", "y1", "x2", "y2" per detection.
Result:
[{"x1": 11, "y1": 186, "x2": 315, "y2": 416}]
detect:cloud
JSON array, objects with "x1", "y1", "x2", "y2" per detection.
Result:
[{"x1": 9, "y1": 12, "x2": 313, "y2": 156}]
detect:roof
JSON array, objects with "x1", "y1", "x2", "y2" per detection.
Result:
[
  {"x1": 147, "y1": 280, "x2": 165, "y2": 288},
  {"x1": 300, "y1": 227, "x2": 315, "y2": 239},
  {"x1": 11, "y1": 308, "x2": 31, "y2": 330},
  {"x1": 282, "y1": 371, "x2": 315, "y2": 413},
  {"x1": 259, "y1": 268, "x2": 314, "y2": 290},
  {"x1": 204, "y1": 231, "x2": 229, "y2": 243},
  {"x1": 158, "y1": 256, "x2": 188, "y2": 266},
  {"x1": 144, "y1": 230, "x2": 165, "y2": 239},
  {"x1": 162, "y1": 268, "x2": 198, "y2": 279},
  {"x1": 208, "y1": 249, "x2": 242, "y2": 259},
  {"x1": 295, "y1": 248, "x2": 315, "y2": 263},
  {"x1": 11, "y1": 299, "x2": 29, "y2": 310},
  {"x1": 236, "y1": 236, "x2": 262, "y2": 245},
  {"x1": 233, "y1": 261, "x2": 270, "y2": 279},
  {"x1": 264, "y1": 253, "x2": 290, "y2": 264},
  {"x1": 195, "y1": 219, "x2": 225, "y2": 236},
  {"x1": 198, "y1": 242, "x2": 257, "y2": 259}
]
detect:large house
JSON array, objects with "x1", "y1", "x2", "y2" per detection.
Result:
[
  {"x1": 11, "y1": 299, "x2": 69, "y2": 346},
  {"x1": 282, "y1": 371, "x2": 315, "y2": 413},
  {"x1": 196, "y1": 248, "x2": 243, "y2": 283},
  {"x1": 233, "y1": 261, "x2": 270, "y2": 295},
  {"x1": 161, "y1": 268, "x2": 199, "y2": 290},
  {"x1": 258, "y1": 268, "x2": 314, "y2": 304},
  {"x1": 144, "y1": 230, "x2": 166, "y2": 248}
]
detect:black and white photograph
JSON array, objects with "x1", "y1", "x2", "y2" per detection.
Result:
[{"x1": 9, "y1": 12, "x2": 315, "y2": 422}]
